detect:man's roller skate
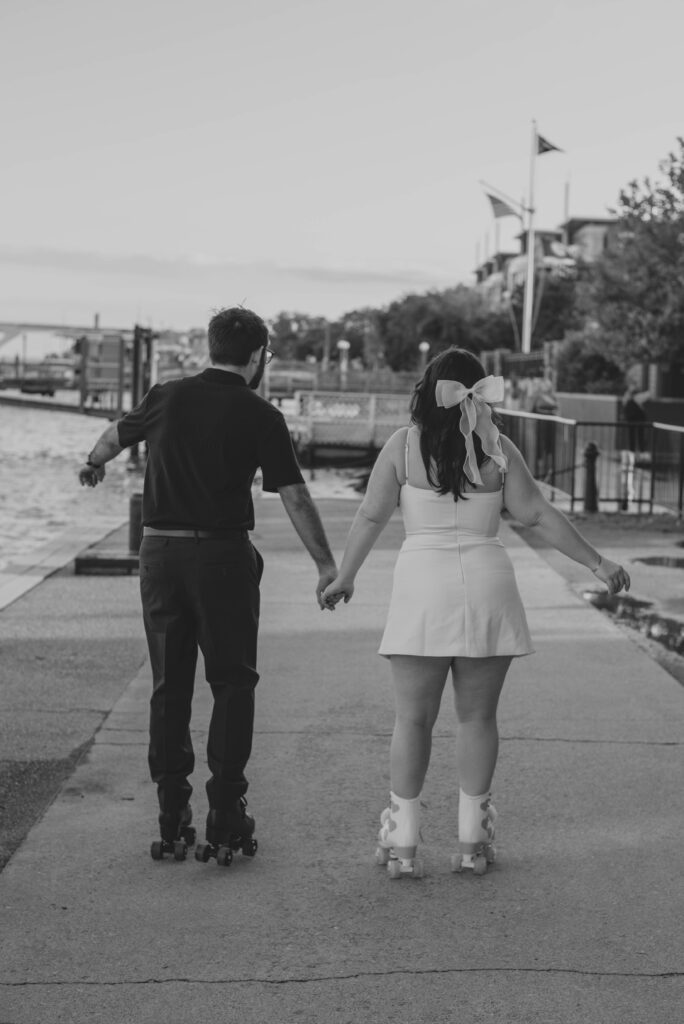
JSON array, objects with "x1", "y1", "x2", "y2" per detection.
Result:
[
  {"x1": 195, "y1": 797, "x2": 258, "y2": 868},
  {"x1": 450, "y1": 790, "x2": 497, "y2": 876},
  {"x1": 150, "y1": 804, "x2": 196, "y2": 861},
  {"x1": 374, "y1": 792, "x2": 424, "y2": 879}
]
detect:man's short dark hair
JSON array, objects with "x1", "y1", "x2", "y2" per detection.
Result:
[{"x1": 208, "y1": 307, "x2": 269, "y2": 365}]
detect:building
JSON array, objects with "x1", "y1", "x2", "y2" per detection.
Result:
[
  {"x1": 560, "y1": 216, "x2": 618, "y2": 261},
  {"x1": 474, "y1": 217, "x2": 617, "y2": 310}
]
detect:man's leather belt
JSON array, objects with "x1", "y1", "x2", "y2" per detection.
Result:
[{"x1": 143, "y1": 526, "x2": 245, "y2": 539}]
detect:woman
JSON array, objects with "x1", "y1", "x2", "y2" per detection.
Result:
[{"x1": 322, "y1": 348, "x2": 630, "y2": 879}]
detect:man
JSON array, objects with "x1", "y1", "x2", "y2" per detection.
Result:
[
  {"x1": 622, "y1": 385, "x2": 649, "y2": 454},
  {"x1": 79, "y1": 307, "x2": 337, "y2": 861}
]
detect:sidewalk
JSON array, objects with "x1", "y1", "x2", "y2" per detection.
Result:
[{"x1": 0, "y1": 498, "x2": 682, "y2": 1024}]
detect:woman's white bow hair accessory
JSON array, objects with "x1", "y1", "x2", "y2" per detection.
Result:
[{"x1": 435, "y1": 375, "x2": 508, "y2": 487}]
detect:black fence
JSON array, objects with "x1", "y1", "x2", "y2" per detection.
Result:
[{"x1": 499, "y1": 410, "x2": 684, "y2": 517}]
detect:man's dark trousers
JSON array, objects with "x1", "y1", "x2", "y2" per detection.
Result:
[{"x1": 139, "y1": 533, "x2": 264, "y2": 815}]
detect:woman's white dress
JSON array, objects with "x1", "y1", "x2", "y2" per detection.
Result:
[{"x1": 378, "y1": 431, "x2": 534, "y2": 659}]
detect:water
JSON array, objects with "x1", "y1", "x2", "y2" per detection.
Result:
[
  {"x1": 0, "y1": 403, "x2": 365, "y2": 574},
  {"x1": 0, "y1": 405, "x2": 138, "y2": 572}
]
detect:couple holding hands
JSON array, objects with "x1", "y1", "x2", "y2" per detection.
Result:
[{"x1": 80, "y1": 306, "x2": 629, "y2": 874}]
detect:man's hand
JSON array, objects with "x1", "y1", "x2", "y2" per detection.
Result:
[
  {"x1": 316, "y1": 564, "x2": 338, "y2": 610},
  {"x1": 278, "y1": 484, "x2": 338, "y2": 609},
  {"x1": 78, "y1": 463, "x2": 105, "y2": 487},
  {"x1": 321, "y1": 575, "x2": 355, "y2": 610}
]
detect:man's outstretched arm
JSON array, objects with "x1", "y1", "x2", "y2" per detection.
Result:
[
  {"x1": 278, "y1": 483, "x2": 337, "y2": 609},
  {"x1": 78, "y1": 422, "x2": 124, "y2": 487}
]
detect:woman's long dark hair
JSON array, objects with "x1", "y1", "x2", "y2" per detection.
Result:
[{"x1": 409, "y1": 347, "x2": 498, "y2": 500}]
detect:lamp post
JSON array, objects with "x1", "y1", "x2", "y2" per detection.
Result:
[
  {"x1": 418, "y1": 340, "x2": 430, "y2": 373},
  {"x1": 337, "y1": 339, "x2": 350, "y2": 390},
  {"x1": 321, "y1": 320, "x2": 331, "y2": 373}
]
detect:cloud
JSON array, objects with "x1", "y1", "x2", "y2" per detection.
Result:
[{"x1": 0, "y1": 244, "x2": 451, "y2": 291}]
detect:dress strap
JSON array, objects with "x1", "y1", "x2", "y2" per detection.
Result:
[{"x1": 404, "y1": 427, "x2": 411, "y2": 485}]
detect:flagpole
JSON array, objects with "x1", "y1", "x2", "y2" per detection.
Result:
[{"x1": 521, "y1": 120, "x2": 537, "y2": 354}]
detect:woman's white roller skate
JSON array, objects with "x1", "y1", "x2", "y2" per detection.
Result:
[
  {"x1": 374, "y1": 792, "x2": 424, "y2": 879},
  {"x1": 450, "y1": 790, "x2": 497, "y2": 876}
]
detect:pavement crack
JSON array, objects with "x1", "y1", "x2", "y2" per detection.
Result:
[
  {"x1": 251, "y1": 731, "x2": 681, "y2": 746},
  {"x1": 1, "y1": 966, "x2": 681, "y2": 987},
  {"x1": 1, "y1": 708, "x2": 107, "y2": 716},
  {"x1": 500, "y1": 736, "x2": 681, "y2": 746}
]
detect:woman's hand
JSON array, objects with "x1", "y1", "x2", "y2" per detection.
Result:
[
  {"x1": 321, "y1": 576, "x2": 355, "y2": 610},
  {"x1": 591, "y1": 556, "x2": 630, "y2": 595}
]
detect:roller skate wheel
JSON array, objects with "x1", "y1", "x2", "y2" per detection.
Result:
[
  {"x1": 241, "y1": 837, "x2": 258, "y2": 857},
  {"x1": 375, "y1": 846, "x2": 390, "y2": 866},
  {"x1": 216, "y1": 846, "x2": 233, "y2": 867},
  {"x1": 485, "y1": 843, "x2": 497, "y2": 864},
  {"x1": 450, "y1": 853, "x2": 464, "y2": 873},
  {"x1": 473, "y1": 854, "x2": 488, "y2": 876},
  {"x1": 380, "y1": 807, "x2": 391, "y2": 826},
  {"x1": 150, "y1": 840, "x2": 164, "y2": 861},
  {"x1": 182, "y1": 826, "x2": 196, "y2": 846},
  {"x1": 411, "y1": 858, "x2": 425, "y2": 879},
  {"x1": 173, "y1": 840, "x2": 187, "y2": 861},
  {"x1": 195, "y1": 843, "x2": 212, "y2": 863},
  {"x1": 387, "y1": 859, "x2": 402, "y2": 879}
]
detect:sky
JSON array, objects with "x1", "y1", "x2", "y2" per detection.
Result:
[{"x1": 2, "y1": 0, "x2": 684, "y2": 335}]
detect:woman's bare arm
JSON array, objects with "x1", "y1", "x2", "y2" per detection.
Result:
[
  {"x1": 501, "y1": 436, "x2": 630, "y2": 593},
  {"x1": 322, "y1": 428, "x2": 406, "y2": 603}
]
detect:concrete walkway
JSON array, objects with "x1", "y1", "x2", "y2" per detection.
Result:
[
  {"x1": 0, "y1": 516, "x2": 126, "y2": 612},
  {"x1": 0, "y1": 498, "x2": 682, "y2": 1024}
]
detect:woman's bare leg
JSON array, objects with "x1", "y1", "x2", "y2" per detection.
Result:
[
  {"x1": 388, "y1": 655, "x2": 451, "y2": 798},
  {"x1": 451, "y1": 656, "x2": 512, "y2": 796}
]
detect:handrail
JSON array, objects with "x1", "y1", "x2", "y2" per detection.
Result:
[
  {"x1": 653, "y1": 421, "x2": 684, "y2": 434},
  {"x1": 497, "y1": 408, "x2": 577, "y2": 426},
  {"x1": 499, "y1": 412, "x2": 684, "y2": 436}
]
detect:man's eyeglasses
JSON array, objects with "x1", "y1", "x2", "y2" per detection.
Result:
[{"x1": 265, "y1": 348, "x2": 274, "y2": 364}]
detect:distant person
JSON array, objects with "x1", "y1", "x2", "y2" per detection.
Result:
[
  {"x1": 504, "y1": 375, "x2": 522, "y2": 411},
  {"x1": 530, "y1": 375, "x2": 558, "y2": 416},
  {"x1": 323, "y1": 348, "x2": 630, "y2": 878},
  {"x1": 531, "y1": 375, "x2": 559, "y2": 480},
  {"x1": 622, "y1": 386, "x2": 648, "y2": 454},
  {"x1": 79, "y1": 307, "x2": 337, "y2": 865}
]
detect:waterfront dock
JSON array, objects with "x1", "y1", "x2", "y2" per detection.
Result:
[{"x1": 0, "y1": 497, "x2": 682, "y2": 1023}]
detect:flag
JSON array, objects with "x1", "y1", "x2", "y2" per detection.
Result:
[
  {"x1": 485, "y1": 192, "x2": 519, "y2": 219},
  {"x1": 537, "y1": 132, "x2": 562, "y2": 155}
]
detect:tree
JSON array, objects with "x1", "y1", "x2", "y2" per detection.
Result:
[
  {"x1": 330, "y1": 309, "x2": 376, "y2": 364},
  {"x1": 509, "y1": 264, "x2": 589, "y2": 348},
  {"x1": 269, "y1": 313, "x2": 327, "y2": 361},
  {"x1": 375, "y1": 287, "x2": 516, "y2": 371},
  {"x1": 584, "y1": 137, "x2": 684, "y2": 366},
  {"x1": 554, "y1": 330, "x2": 625, "y2": 395}
]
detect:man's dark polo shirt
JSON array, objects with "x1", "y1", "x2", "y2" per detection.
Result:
[{"x1": 116, "y1": 368, "x2": 304, "y2": 531}]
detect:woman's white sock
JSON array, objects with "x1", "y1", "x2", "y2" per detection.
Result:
[
  {"x1": 458, "y1": 789, "x2": 492, "y2": 844},
  {"x1": 383, "y1": 792, "x2": 421, "y2": 847}
]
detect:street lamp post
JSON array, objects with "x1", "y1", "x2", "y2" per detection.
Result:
[
  {"x1": 321, "y1": 320, "x2": 331, "y2": 373},
  {"x1": 337, "y1": 339, "x2": 350, "y2": 390},
  {"x1": 418, "y1": 340, "x2": 430, "y2": 373}
]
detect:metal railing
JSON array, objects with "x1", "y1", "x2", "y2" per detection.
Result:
[
  {"x1": 288, "y1": 391, "x2": 411, "y2": 452},
  {"x1": 499, "y1": 409, "x2": 684, "y2": 517}
]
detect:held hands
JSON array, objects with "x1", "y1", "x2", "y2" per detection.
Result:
[
  {"x1": 592, "y1": 555, "x2": 630, "y2": 596},
  {"x1": 315, "y1": 561, "x2": 354, "y2": 611},
  {"x1": 321, "y1": 576, "x2": 354, "y2": 611},
  {"x1": 316, "y1": 565, "x2": 339, "y2": 611},
  {"x1": 78, "y1": 463, "x2": 105, "y2": 487}
]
